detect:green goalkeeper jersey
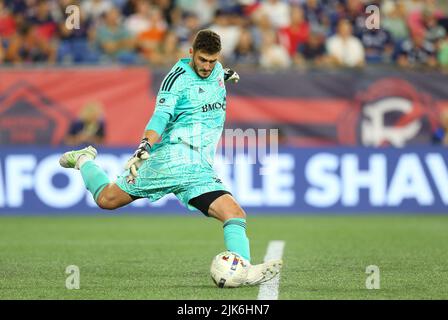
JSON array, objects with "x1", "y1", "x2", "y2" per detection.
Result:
[{"x1": 146, "y1": 58, "x2": 227, "y2": 166}]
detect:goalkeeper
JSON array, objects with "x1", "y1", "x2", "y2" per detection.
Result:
[{"x1": 59, "y1": 29, "x2": 282, "y2": 286}]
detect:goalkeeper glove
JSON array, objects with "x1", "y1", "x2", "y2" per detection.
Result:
[
  {"x1": 125, "y1": 138, "x2": 151, "y2": 179},
  {"x1": 224, "y1": 68, "x2": 240, "y2": 83}
]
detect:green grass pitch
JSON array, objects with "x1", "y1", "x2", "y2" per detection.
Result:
[{"x1": 0, "y1": 215, "x2": 447, "y2": 299}]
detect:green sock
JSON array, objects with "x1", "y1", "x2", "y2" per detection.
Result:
[
  {"x1": 80, "y1": 160, "x2": 110, "y2": 201},
  {"x1": 223, "y1": 218, "x2": 251, "y2": 262}
]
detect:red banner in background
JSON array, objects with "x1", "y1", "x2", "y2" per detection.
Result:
[
  {"x1": 1, "y1": 67, "x2": 448, "y2": 147},
  {"x1": 0, "y1": 68, "x2": 153, "y2": 146}
]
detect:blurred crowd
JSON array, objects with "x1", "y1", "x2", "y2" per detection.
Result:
[{"x1": 1, "y1": 0, "x2": 448, "y2": 70}]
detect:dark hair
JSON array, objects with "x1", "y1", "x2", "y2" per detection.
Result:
[{"x1": 192, "y1": 29, "x2": 221, "y2": 54}]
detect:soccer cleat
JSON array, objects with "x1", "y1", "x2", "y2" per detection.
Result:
[
  {"x1": 243, "y1": 259, "x2": 283, "y2": 286},
  {"x1": 59, "y1": 146, "x2": 97, "y2": 170}
]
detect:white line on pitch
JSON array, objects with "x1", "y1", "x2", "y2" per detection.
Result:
[{"x1": 257, "y1": 240, "x2": 285, "y2": 300}]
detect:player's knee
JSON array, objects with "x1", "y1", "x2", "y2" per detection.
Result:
[
  {"x1": 96, "y1": 191, "x2": 120, "y2": 210},
  {"x1": 228, "y1": 208, "x2": 246, "y2": 220},
  {"x1": 97, "y1": 198, "x2": 115, "y2": 210}
]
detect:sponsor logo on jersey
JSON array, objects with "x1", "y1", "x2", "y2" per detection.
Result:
[{"x1": 202, "y1": 102, "x2": 226, "y2": 112}]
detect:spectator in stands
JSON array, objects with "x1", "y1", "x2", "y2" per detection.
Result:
[
  {"x1": 406, "y1": 1, "x2": 445, "y2": 39},
  {"x1": 438, "y1": 35, "x2": 448, "y2": 70},
  {"x1": 13, "y1": 0, "x2": 59, "y2": 64},
  {"x1": 302, "y1": 0, "x2": 327, "y2": 34},
  {"x1": 95, "y1": 7, "x2": 137, "y2": 64},
  {"x1": 113, "y1": 0, "x2": 128, "y2": 11},
  {"x1": 27, "y1": 0, "x2": 58, "y2": 40},
  {"x1": 343, "y1": 0, "x2": 365, "y2": 37},
  {"x1": 296, "y1": 30, "x2": 328, "y2": 67},
  {"x1": 136, "y1": 6, "x2": 167, "y2": 62},
  {"x1": 259, "y1": 29, "x2": 291, "y2": 69},
  {"x1": 172, "y1": 12, "x2": 200, "y2": 52},
  {"x1": 57, "y1": 0, "x2": 99, "y2": 64},
  {"x1": 0, "y1": 0, "x2": 17, "y2": 41},
  {"x1": 121, "y1": 0, "x2": 139, "y2": 17},
  {"x1": 279, "y1": 5, "x2": 310, "y2": 58},
  {"x1": 432, "y1": 109, "x2": 448, "y2": 145},
  {"x1": 326, "y1": 19, "x2": 365, "y2": 68},
  {"x1": 360, "y1": 27, "x2": 394, "y2": 64},
  {"x1": 254, "y1": 0, "x2": 291, "y2": 29},
  {"x1": 124, "y1": 0, "x2": 151, "y2": 36},
  {"x1": 1, "y1": 0, "x2": 448, "y2": 69},
  {"x1": 65, "y1": 101, "x2": 106, "y2": 147},
  {"x1": 229, "y1": 27, "x2": 258, "y2": 66},
  {"x1": 382, "y1": 1, "x2": 410, "y2": 44},
  {"x1": 322, "y1": 0, "x2": 345, "y2": 33},
  {"x1": 250, "y1": 12, "x2": 273, "y2": 53},
  {"x1": 81, "y1": 0, "x2": 114, "y2": 22},
  {"x1": 436, "y1": 0, "x2": 448, "y2": 14},
  {"x1": 176, "y1": 0, "x2": 218, "y2": 27},
  {"x1": 423, "y1": 10, "x2": 446, "y2": 44},
  {"x1": 5, "y1": 22, "x2": 57, "y2": 64},
  {"x1": 0, "y1": 36, "x2": 4, "y2": 63},
  {"x1": 209, "y1": 10, "x2": 240, "y2": 61},
  {"x1": 226, "y1": 9, "x2": 247, "y2": 30},
  {"x1": 397, "y1": 31, "x2": 438, "y2": 68},
  {"x1": 216, "y1": 0, "x2": 243, "y2": 15},
  {"x1": 146, "y1": 30, "x2": 183, "y2": 66},
  {"x1": 403, "y1": 0, "x2": 425, "y2": 14},
  {"x1": 155, "y1": 0, "x2": 176, "y2": 27}
]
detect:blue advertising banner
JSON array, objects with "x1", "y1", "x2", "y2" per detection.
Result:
[{"x1": 1, "y1": 146, "x2": 448, "y2": 214}]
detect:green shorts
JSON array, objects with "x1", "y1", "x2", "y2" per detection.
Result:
[{"x1": 115, "y1": 143, "x2": 228, "y2": 211}]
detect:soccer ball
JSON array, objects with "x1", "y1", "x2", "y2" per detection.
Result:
[{"x1": 210, "y1": 251, "x2": 249, "y2": 288}]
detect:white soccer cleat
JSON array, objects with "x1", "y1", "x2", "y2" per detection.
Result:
[
  {"x1": 59, "y1": 146, "x2": 97, "y2": 170},
  {"x1": 243, "y1": 259, "x2": 283, "y2": 286}
]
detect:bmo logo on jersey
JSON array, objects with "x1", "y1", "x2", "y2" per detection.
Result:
[{"x1": 202, "y1": 101, "x2": 226, "y2": 112}]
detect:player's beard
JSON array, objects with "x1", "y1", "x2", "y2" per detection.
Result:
[{"x1": 192, "y1": 61, "x2": 211, "y2": 79}]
